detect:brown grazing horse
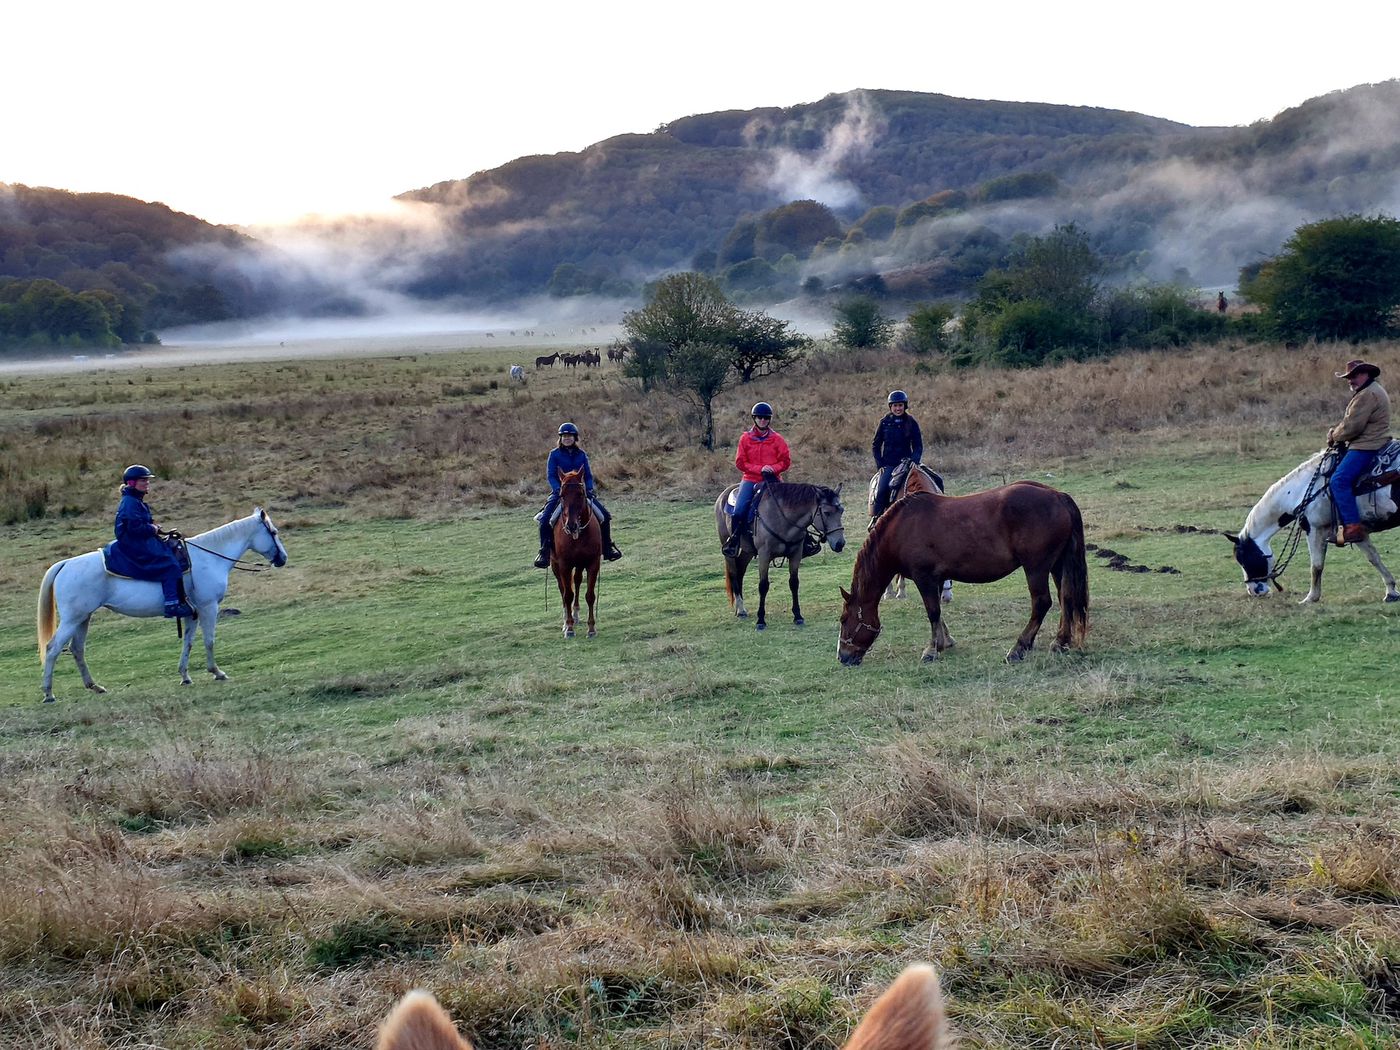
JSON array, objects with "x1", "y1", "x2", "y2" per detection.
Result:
[
  {"x1": 839, "y1": 483, "x2": 1089, "y2": 665},
  {"x1": 377, "y1": 963, "x2": 949, "y2": 1050},
  {"x1": 552, "y1": 468, "x2": 601, "y2": 637}
]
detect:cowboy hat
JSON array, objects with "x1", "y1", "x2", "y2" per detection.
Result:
[{"x1": 1335, "y1": 359, "x2": 1381, "y2": 379}]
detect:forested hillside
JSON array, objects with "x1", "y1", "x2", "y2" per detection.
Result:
[{"x1": 4, "y1": 81, "x2": 1399, "y2": 342}]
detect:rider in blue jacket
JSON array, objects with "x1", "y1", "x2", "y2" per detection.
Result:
[
  {"x1": 870, "y1": 390, "x2": 924, "y2": 520},
  {"x1": 111, "y1": 465, "x2": 194, "y2": 618},
  {"x1": 534, "y1": 423, "x2": 623, "y2": 568}
]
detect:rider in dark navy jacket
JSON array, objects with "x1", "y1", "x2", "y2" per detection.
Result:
[
  {"x1": 109, "y1": 464, "x2": 194, "y2": 618},
  {"x1": 534, "y1": 423, "x2": 623, "y2": 568},
  {"x1": 870, "y1": 390, "x2": 924, "y2": 520}
]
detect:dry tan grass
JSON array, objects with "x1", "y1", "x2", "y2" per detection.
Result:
[{"x1": 3, "y1": 340, "x2": 1393, "y2": 526}]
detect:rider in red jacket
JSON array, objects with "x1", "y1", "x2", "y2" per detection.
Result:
[{"x1": 722, "y1": 402, "x2": 791, "y2": 556}]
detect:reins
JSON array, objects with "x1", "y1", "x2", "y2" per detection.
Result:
[
  {"x1": 1257, "y1": 455, "x2": 1333, "y2": 588},
  {"x1": 183, "y1": 539, "x2": 275, "y2": 572}
]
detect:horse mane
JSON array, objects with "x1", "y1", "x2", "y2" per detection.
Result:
[
  {"x1": 851, "y1": 498, "x2": 910, "y2": 597},
  {"x1": 192, "y1": 511, "x2": 258, "y2": 545},
  {"x1": 1243, "y1": 450, "x2": 1325, "y2": 538},
  {"x1": 770, "y1": 481, "x2": 836, "y2": 504}
]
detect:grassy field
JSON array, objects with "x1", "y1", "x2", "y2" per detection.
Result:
[{"x1": 1, "y1": 341, "x2": 1398, "y2": 1048}]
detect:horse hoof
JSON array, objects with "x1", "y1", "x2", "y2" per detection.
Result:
[
  {"x1": 921, "y1": 651, "x2": 938, "y2": 663},
  {"x1": 42, "y1": 695, "x2": 56, "y2": 704},
  {"x1": 756, "y1": 622, "x2": 766, "y2": 631},
  {"x1": 793, "y1": 617, "x2": 805, "y2": 627},
  {"x1": 212, "y1": 672, "x2": 230, "y2": 682},
  {"x1": 1386, "y1": 593, "x2": 1400, "y2": 603},
  {"x1": 1005, "y1": 650, "x2": 1025, "y2": 664},
  {"x1": 181, "y1": 678, "x2": 193, "y2": 687},
  {"x1": 737, "y1": 610, "x2": 748, "y2": 619},
  {"x1": 564, "y1": 629, "x2": 575, "y2": 638},
  {"x1": 587, "y1": 630, "x2": 597, "y2": 638}
]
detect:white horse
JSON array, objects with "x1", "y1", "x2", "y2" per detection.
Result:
[
  {"x1": 38, "y1": 507, "x2": 289, "y2": 702},
  {"x1": 1230, "y1": 449, "x2": 1399, "y2": 603},
  {"x1": 509, "y1": 364, "x2": 525, "y2": 382}
]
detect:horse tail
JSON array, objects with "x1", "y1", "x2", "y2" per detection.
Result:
[
  {"x1": 37, "y1": 561, "x2": 63, "y2": 663},
  {"x1": 1056, "y1": 493, "x2": 1090, "y2": 647}
]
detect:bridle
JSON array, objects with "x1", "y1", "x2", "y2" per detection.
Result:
[
  {"x1": 183, "y1": 511, "x2": 285, "y2": 572},
  {"x1": 559, "y1": 479, "x2": 592, "y2": 540},
  {"x1": 840, "y1": 601, "x2": 882, "y2": 650},
  {"x1": 758, "y1": 487, "x2": 844, "y2": 551}
]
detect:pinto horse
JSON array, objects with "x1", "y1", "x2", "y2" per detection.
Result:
[
  {"x1": 838, "y1": 484, "x2": 1089, "y2": 665},
  {"x1": 377, "y1": 963, "x2": 949, "y2": 1050},
  {"x1": 715, "y1": 481, "x2": 846, "y2": 630},
  {"x1": 552, "y1": 468, "x2": 601, "y2": 637},
  {"x1": 37, "y1": 507, "x2": 288, "y2": 702},
  {"x1": 1230, "y1": 446, "x2": 1400, "y2": 603}
]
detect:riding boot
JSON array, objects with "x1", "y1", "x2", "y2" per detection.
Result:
[
  {"x1": 601, "y1": 520, "x2": 623, "y2": 561},
  {"x1": 159, "y1": 575, "x2": 193, "y2": 618},
  {"x1": 1342, "y1": 523, "x2": 1369, "y2": 546},
  {"x1": 534, "y1": 520, "x2": 553, "y2": 569}
]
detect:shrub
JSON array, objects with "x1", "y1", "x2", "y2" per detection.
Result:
[{"x1": 899, "y1": 303, "x2": 956, "y2": 355}]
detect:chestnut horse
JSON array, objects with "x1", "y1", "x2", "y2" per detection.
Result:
[
  {"x1": 377, "y1": 963, "x2": 949, "y2": 1050},
  {"x1": 867, "y1": 459, "x2": 952, "y2": 602},
  {"x1": 552, "y1": 468, "x2": 600, "y2": 637},
  {"x1": 839, "y1": 483, "x2": 1089, "y2": 665}
]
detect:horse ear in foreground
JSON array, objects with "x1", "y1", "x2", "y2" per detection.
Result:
[
  {"x1": 839, "y1": 483, "x2": 1088, "y2": 666},
  {"x1": 376, "y1": 964, "x2": 949, "y2": 1050},
  {"x1": 37, "y1": 507, "x2": 288, "y2": 703}
]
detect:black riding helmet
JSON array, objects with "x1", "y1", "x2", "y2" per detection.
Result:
[
  {"x1": 887, "y1": 390, "x2": 909, "y2": 406},
  {"x1": 558, "y1": 422, "x2": 579, "y2": 436},
  {"x1": 122, "y1": 464, "x2": 156, "y2": 483}
]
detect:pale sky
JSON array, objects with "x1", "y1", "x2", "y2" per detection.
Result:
[{"x1": 6, "y1": 1, "x2": 1399, "y2": 227}]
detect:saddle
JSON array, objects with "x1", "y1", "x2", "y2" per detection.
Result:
[
  {"x1": 535, "y1": 498, "x2": 605, "y2": 526},
  {"x1": 724, "y1": 483, "x2": 766, "y2": 523},
  {"x1": 1352, "y1": 439, "x2": 1400, "y2": 496}
]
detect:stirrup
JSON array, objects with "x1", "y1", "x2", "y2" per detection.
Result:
[
  {"x1": 163, "y1": 601, "x2": 194, "y2": 619},
  {"x1": 533, "y1": 548, "x2": 551, "y2": 568},
  {"x1": 604, "y1": 545, "x2": 623, "y2": 561}
]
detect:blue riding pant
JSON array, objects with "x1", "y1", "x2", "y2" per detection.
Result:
[
  {"x1": 729, "y1": 481, "x2": 758, "y2": 531},
  {"x1": 1330, "y1": 448, "x2": 1380, "y2": 525}
]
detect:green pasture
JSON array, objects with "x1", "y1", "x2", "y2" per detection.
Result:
[
  {"x1": 3, "y1": 351, "x2": 1400, "y2": 1049},
  {"x1": 4, "y1": 434, "x2": 1396, "y2": 783}
]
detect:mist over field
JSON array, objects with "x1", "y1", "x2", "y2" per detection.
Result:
[{"x1": 6, "y1": 82, "x2": 1400, "y2": 352}]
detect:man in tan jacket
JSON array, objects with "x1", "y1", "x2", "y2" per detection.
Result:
[{"x1": 1327, "y1": 359, "x2": 1392, "y2": 545}]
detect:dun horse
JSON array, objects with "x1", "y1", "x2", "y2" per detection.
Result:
[
  {"x1": 1230, "y1": 446, "x2": 1400, "y2": 602},
  {"x1": 37, "y1": 508, "x2": 289, "y2": 702},
  {"x1": 714, "y1": 481, "x2": 846, "y2": 630},
  {"x1": 377, "y1": 963, "x2": 949, "y2": 1050},
  {"x1": 838, "y1": 484, "x2": 1089, "y2": 665},
  {"x1": 552, "y1": 468, "x2": 601, "y2": 637}
]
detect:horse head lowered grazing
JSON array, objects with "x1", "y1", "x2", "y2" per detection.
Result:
[
  {"x1": 37, "y1": 507, "x2": 288, "y2": 702},
  {"x1": 552, "y1": 467, "x2": 601, "y2": 638},
  {"x1": 377, "y1": 963, "x2": 949, "y2": 1050},
  {"x1": 1230, "y1": 447, "x2": 1400, "y2": 603},
  {"x1": 839, "y1": 483, "x2": 1089, "y2": 666}
]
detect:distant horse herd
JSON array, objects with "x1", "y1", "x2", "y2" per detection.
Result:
[{"x1": 531, "y1": 347, "x2": 621, "y2": 372}]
